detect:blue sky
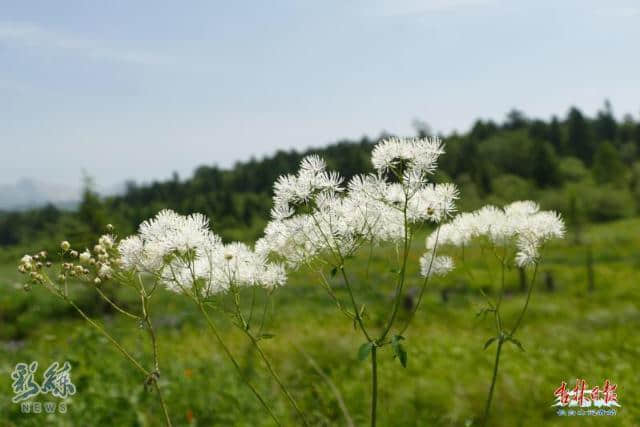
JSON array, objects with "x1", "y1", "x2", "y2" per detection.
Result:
[{"x1": 1, "y1": 0, "x2": 639, "y2": 190}]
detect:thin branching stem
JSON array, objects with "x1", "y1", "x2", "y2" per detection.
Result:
[
  {"x1": 510, "y1": 263, "x2": 539, "y2": 336},
  {"x1": 296, "y1": 345, "x2": 354, "y2": 427},
  {"x1": 398, "y1": 225, "x2": 441, "y2": 336},
  {"x1": 378, "y1": 201, "x2": 410, "y2": 342},
  {"x1": 483, "y1": 339, "x2": 503, "y2": 425},
  {"x1": 230, "y1": 288, "x2": 309, "y2": 426},
  {"x1": 370, "y1": 346, "x2": 378, "y2": 427},
  {"x1": 65, "y1": 298, "x2": 150, "y2": 377},
  {"x1": 94, "y1": 286, "x2": 141, "y2": 320},
  {"x1": 244, "y1": 329, "x2": 309, "y2": 426},
  {"x1": 483, "y1": 261, "x2": 539, "y2": 424},
  {"x1": 137, "y1": 275, "x2": 172, "y2": 426},
  {"x1": 196, "y1": 299, "x2": 282, "y2": 426},
  {"x1": 338, "y1": 265, "x2": 373, "y2": 342}
]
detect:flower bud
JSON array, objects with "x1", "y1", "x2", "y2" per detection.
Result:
[
  {"x1": 94, "y1": 277, "x2": 101, "y2": 285},
  {"x1": 69, "y1": 250, "x2": 78, "y2": 258},
  {"x1": 61, "y1": 241, "x2": 71, "y2": 252},
  {"x1": 79, "y1": 250, "x2": 91, "y2": 264}
]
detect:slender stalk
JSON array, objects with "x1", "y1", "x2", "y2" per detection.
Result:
[
  {"x1": 378, "y1": 204, "x2": 410, "y2": 342},
  {"x1": 370, "y1": 346, "x2": 378, "y2": 427},
  {"x1": 66, "y1": 298, "x2": 150, "y2": 377},
  {"x1": 483, "y1": 262, "x2": 539, "y2": 424},
  {"x1": 483, "y1": 339, "x2": 503, "y2": 425},
  {"x1": 296, "y1": 346, "x2": 354, "y2": 427},
  {"x1": 139, "y1": 279, "x2": 172, "y2": 426},
  {"x1": 152, "y1": 380, "x2": 172, "y2": 427},
  {"x1": 510, "y1": 263, "x2": 539, "y2": 336},
  {"x1": 245, "y1": 331, "x2": 309, "y2": 427},
  {"x1": 338, "y1": 266, "x2": 373, "y2": 342},
  {"x1": 315, "y1": 269, "x2": 354, "y2": 320},
  {"x1": 196, "y1": 301, "x2": 282, "y2": 427},
  {"x1": 398, "y1": 225, "x2": 441, "y2": 336},
  {"x1": 230, "y1": 289, "x2": 308, "y2": 426},
  {"x1": 94, "y1": 286, "x2": 141, "y2": 320}
]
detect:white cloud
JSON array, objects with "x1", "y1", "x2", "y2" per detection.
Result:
[{"x1": 0, "y1": 21, "x2": 172, "y2": 65}]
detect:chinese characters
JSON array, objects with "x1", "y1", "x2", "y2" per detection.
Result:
[
  {"x1": 11, "y1": 361, "x2": 76, "y2": 404},
  {"x1": 554, "y1": 379, "x2": 619, "y2": 416}
]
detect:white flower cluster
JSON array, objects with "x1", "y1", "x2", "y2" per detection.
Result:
[
  {"x1": 119, "y1": 210, "x2": 286, "y2": 295},
  {"x1": 419, "y1": 252, "x2": 454, "y2": 278},
  {"x1": 257, "y1": 137, "x2": 458, "y2": 268},
  {"x1": 426, "y1": 201, "x2": 565, "y2": 267},
  {"x1": 371, "y1": 136, "x2": 444, "y2": 175}
]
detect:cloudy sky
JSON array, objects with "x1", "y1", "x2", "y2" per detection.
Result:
[{"x1": 1, "y1": 0, "x2": 639, "y2": 190}]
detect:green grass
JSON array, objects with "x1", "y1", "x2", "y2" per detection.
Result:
[{"x1": 0, "y1": 218, "x2": 639, "y2": 426}]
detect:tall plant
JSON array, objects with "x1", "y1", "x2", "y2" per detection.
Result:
[
  {"x1": 421, "y1": 202, "x2": 565, "y2": 423},
  {"x1": 116, "y1": 209, "x2": 307, "y2": 426},
  {"x1": 256, "y1": 137, "x2": 459, "y2": 426},
  {"x1": 18, "y1": 230, "x2": 173, "y2": 426}
]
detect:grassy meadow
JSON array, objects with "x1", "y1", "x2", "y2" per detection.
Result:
[{"x1": 0, "y1": 218, "x2": 638, "y2": 426}]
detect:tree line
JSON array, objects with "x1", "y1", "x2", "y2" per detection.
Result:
[{"x1": 2, "y1": 102, "x2": 640, "y2": 254}]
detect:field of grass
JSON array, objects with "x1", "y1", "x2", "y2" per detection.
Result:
[{"x1": 0, "y1": 218, "x2": 639, "y2": 426}]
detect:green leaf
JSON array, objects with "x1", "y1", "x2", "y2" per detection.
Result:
[
  {"x1": 358, "y1": 342, "x2": 373, "y2": 361},
  {"x1": 359, "y1": 304, "x2": 366, "y2": 318},
  {"x1": 506, "y1": 337, "x2": 525, "y2": 352},
  {"x1": 391, "y1": 335, "x2": 407, "y2": 368},
  {"x1": 259, "y1": 333, "x2": 275, "y2": 340},
  {"x1": 389, "y1": 268, "x2": 400, "y2": 274},
  {"x1": 483, "y1": 337, "x2": 498, "y2": 350}
]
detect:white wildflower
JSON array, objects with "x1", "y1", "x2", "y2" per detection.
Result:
[{"x1": 419, "y1": 253, "x2": 454, "y2": 277}]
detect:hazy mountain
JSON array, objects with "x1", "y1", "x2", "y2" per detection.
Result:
[{"x1": 0, "y1": 179, "x2": 125, "y2": 211}]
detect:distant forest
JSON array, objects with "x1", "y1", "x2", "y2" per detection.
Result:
[{"x1": 2, "y1": 102, "x2": 640, "y2": 255}]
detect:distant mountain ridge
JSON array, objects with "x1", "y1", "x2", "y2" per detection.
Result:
[
  {"x1": 0, "y1": 178, "x2": 125, "y2": 211},
  {"x1": 0, "y1": 179, "x2": 80, "y2": 211}
]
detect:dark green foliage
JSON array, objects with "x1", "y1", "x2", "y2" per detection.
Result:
[
  {"x1": 1, "y1": 104, "x2": 639, "y2": 252},
  {"x1": 567, "y1": 107, "x2": 596, "y2": 165},
  {"x1": 593, "y1": 141, "x2": 624, "y2": 185}
]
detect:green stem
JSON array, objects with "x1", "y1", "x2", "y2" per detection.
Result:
[
  {"x1": 196, "y1": 301, "x2": 282, "y2": 426},
  {"x1": 139, "y1": 281, "x2": 172, "y2": 427},
  {"x1": 339, "y1": 266, "x2": 373, "y2": 342},
  {"x1": 370, "y1": 346, "x2": 378, "y2": 427},
  {"x1": 378, "y1": 204, "x2": 410, "y2": 343},
  {"x1": 398, "y1": 225, "x2": 441, "y2": 336},
  {"x1": 94, "y1": 286, "x2": 141, "y2": 320},
  {"x1": 510, "y1": 263, "x2": 539, "y2": 336},
  {"x1": 296, "y1": 345, "x2": 354, "y2": 427},
  {"x1": 245, "y1": 331, "x2": 309, "y2": 427},
  {"x1": 483, "y1": 339, "x2": 503, "y2": 425},
  {"x1": 66, "y1": 299, "x2": 150, "y2": 377},
  {"x1": 152, "y1": 380, "x2": 172, "y2": 427}
]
